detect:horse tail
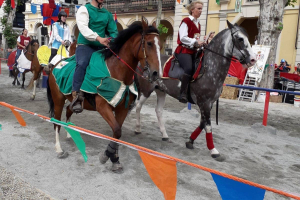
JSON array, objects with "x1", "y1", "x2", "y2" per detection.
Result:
[
  {"x1": 47, "y1": 78, "x2": 54, "y2": 118},
  {"x1": 216, "y1": 99, "x2": 219, "y2": 125}
]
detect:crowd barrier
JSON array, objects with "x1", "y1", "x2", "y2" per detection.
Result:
[
  {"x1": 223, "y1": 84, "x2": 300, "y2": 126},
  {"x1": 0, "y1": 101, "x2": 299, "y2": 200}
]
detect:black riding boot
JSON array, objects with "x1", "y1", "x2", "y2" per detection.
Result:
[
  {"x1": 179, "y1": 73, "x2": 191, "y2": 103},
  {"x1": 70, "y1": 91, "x2": 84, "y2": 113}
]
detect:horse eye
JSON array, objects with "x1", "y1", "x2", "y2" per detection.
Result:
[
  {"x1": 147, "y1": 42, "x2": 152, "y2": 46},
  {"x1": 238, "y1": 38, "x2": 244, "y2": 42}
]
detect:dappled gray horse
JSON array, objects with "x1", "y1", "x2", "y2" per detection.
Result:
[{"x1": 134, "y1": 21, "x2": 256, "y2": 161}]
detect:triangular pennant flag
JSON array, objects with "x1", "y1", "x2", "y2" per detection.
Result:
[
  {"x1": 211, "y1": 173, "x2": 266, "y2": 200},
  {"x1": 0, "y1": 124, "x2": 2, "y2": 130},
  {"x1": 10, "y1": 108, "x2": 26, "y2": 126},
  {"x1": 177, "y1": 0, "x2": 180, "y2": 3},
  {"x1": 138, "y1": 151, "x2": 177, "y2": 200},
  {"x1": 50, "y1": 118, "x2": 88, "y2": 162},
  {"x1": 216, "y1": 0, "x2": 220, "y2": 5},
  {"x1": 31, "y1": 4, "x2": 37, "y2": 14}
]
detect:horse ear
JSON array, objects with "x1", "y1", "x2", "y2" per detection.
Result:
[
  {"x1": 152, "y1": 21, "x2": 157, "y2": 29},
  {"x1": 141, "y1": 16, "x2": 148, "y2": 31},
  {"x1": 227, "y1": 20, "x2": 234, "y2": 29}
]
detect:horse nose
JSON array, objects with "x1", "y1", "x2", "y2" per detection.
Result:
[
  {"x1": 250, "y1": 58, "x2": 257, "y2": 65},
  {"x1": 152, "y1": 71, "x2": 158, "y2": 81}
]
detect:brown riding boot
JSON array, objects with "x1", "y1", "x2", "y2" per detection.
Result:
[
  {"x1": 179, "y1": 73, "x2": 191, "y2": 103},
  {"x1": 70, "y1": 91, "x2": 84, "y2": 113}
]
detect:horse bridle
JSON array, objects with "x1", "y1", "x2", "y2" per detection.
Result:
[
  {"x1": 23, "y1": 42, "x2": 37, "y2": 59},
  {"x1": 136, "y1": 32, "x2": 159, "y2": 82},
  {"x1": 229, "y1": 29, "x2": 250, "y2": 64},
  {"x1": 203, "y1": 28, "x2": 249, "y2": 64},
  {"x1": 106, "y1": 31, "x2": 159, "y2": 83}
]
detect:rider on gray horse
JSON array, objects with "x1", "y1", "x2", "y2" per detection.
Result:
[{"x1": 174, "y1": 1, "x2": 206, "y2": 103}]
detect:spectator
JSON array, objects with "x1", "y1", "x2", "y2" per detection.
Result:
[
  {"x1": 294, "y1": 63, "x2": 300, "y2": 75},
  {"x1": 276, "y1": 59, "x2": 291, "y2": 73}
]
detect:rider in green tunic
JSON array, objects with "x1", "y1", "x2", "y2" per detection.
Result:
[{"x1": 70, "y1": 0, "x2": 118, "y2": 113}]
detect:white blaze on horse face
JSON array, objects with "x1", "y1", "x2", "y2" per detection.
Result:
[
  {"x1": 237, "y1": 32, "x2": 256, "y2": 67},
  {"x1": 154, "y1": 36, "x2": 162, "y2": 77}
]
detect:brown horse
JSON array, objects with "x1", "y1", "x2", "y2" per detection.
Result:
[
  {"x1": 69, "y1": 39, "x2": 77, "y2": 56},
  {"x1": 47, "y1": 17, "x2": 161, "y2": 173},
  {"x1": 12, "y1": 40, "x2": 40, "y2": 94}
]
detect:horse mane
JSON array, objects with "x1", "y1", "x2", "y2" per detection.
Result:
[
  {"x1": 103, "y1": 22, "x2": 159, "y2": 59},
  {"x1": 208, "y1": 24, "x2": 249, "y2": 46},
  {"x1": 235, "y1": 25, "x2": 249, "y2": 38}
]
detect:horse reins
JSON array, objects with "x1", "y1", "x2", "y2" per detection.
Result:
[
  {"x1": 203, "y1": 29, "x2": 248, "y2": 64},
  {"x1": 107, "y1": 32, "x2": 159, "y2": 81}
]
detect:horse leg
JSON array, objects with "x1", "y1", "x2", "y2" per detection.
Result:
[
  {"x1": 65, "y1": 106, "x2": 73, "y2": 140},
  {"x1": 202, "y1": 104, "x2": 225, "y2": 162},
  {"x1": 97, "y1": 98, "x2": 125, "y2": 174},
  {"x1": 134, "y1": 94, "x2": 148, "y2": 135},
  {"x1": 21, "y1": 72, "x2": 26, "y2": 89},
  {"x1": 12, "y1": 68, "x2": 20, "y2": 86},
  {"x1": 54, "y1": 97, "x2": 69, "y2": 159},
  {"x1": 155, "y1": 90, "x2": 169, "y2": 141},
  {"x1": 186, "y1": 114, "x2": 205, "y2": 149},
  {"x1": 30, "y1": 71, "x2": 39, "y2": 100}
]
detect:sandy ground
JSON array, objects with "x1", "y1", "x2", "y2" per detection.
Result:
[{"x1": 0, "y1": 62, "x2": 300, "y2": 200}]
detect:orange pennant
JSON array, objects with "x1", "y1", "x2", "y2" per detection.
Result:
[
  {"x1": 177, "y1": 0, "x2": 180, "y2": 3},
  {"x1": 10, "y1": 108, "x2": 26, "y2": 126},
  {"x1": 139, "y1": 151, "x2": 177, "y2": 200}
]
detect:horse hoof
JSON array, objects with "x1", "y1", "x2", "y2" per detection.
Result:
[
  {"x1": 99, "y1": 151, "x2": 109, "y2": 164},
  {"x1": 17, "y1": 82, "x2": 21, "y2": 86},
  {"x1": 111, "y1": 162, "x2": 123, "y2": 174},
  {"x1": 134, "y1": 131, "x2": 141, "y2": 135},
  {"x1": 162, "y1": 138, "x2": 169, "y2": 141},
  {"x1": 57, "y1": 151, "x2": 69, "y2": 159},
  {"x1": 185, "y1": 141, "x2": 194, "y2": 149},
  {"x1": 212, "y1": 154, "x2": 226, "y2": 162},
  {"x1": 30, "y1": 96, "x2": 35, "y2": 100}
]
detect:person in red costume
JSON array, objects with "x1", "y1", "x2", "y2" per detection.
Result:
[
  {"x1": 15, "y1": 28, "x2": 31, "y2": 67},
  {"x1": 174, "y1": 1, "x2": 206, "y2": 103}
]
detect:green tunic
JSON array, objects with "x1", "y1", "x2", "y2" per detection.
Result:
[{"x1": 77, "y1": 4, "x2": 118, "y2": 47}]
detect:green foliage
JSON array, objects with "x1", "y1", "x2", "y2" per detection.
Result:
[
  {"x1": 276, "y1": 22, "x2": 283, "y2": 31},
  {"x1": 0, "y1": 0, "x2": 20, "y2": 49},
  {"x1": 158, "y1": 24, "x2": 168, "y2": 34},
  {"x1": 286, "y1": 0, "x2": 297, "y2": 7}
]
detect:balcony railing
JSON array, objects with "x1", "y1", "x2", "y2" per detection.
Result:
[{"x1": 104, "y1": 0, "x2": 175, "y2": 13}]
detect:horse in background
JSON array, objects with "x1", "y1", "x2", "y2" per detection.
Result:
[
  {"x1": 47, "y1": 17, "x2": 161, "y2": 173},
  {"x1": 69, "y1": 40, "x2": 77, "y2": 56},
  {"x1": 134, "y1": 21, "x2": 257, "y2": 161},
  {"x1": 12, "y1": 40, "x2": 40, "y2": 92}
]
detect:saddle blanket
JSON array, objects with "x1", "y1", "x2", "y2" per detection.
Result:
[
  {"x1": 37, "y1": 45, "x2": 68, "y2": 66},
  {"x1": 52, "y1": 51, "x2": 138, "y2": 108},
  {"x1": 17, "y1": 51, "x2": 31, "y2": 72}
]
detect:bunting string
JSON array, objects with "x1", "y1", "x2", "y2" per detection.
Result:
[{"x1": 0, "y1": 101, "x2": 300, "y2": 200}]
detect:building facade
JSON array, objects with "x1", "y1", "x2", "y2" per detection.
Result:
[
  {"x1": 22, "y1": 0, "x2": 209, "y2": 55},
  {"x1": 206, "y1": 0, "x2": 300, "y2": 71}
]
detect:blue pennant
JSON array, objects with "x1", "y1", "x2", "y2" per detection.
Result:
[
  {"x1": 211, "y1": 173, "x2": 266, "y2": 200},
  {"x1": 31, "y1": 4, "x2": 37, "y2": 14}
]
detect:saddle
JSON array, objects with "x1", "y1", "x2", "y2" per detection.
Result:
[{"x1": 163, "y1": 49, "x2": 206, "y2": 81}]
